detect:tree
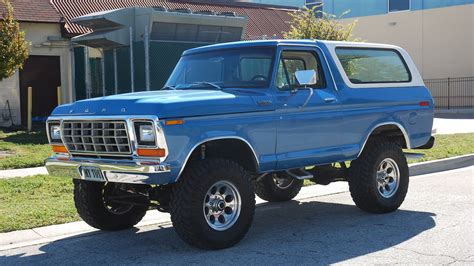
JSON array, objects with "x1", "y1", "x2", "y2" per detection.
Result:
[
  {"x1": 283, "y1": 4, "x2": 361, "y2": 42},
  {"x1": 0, "y1": 0, "x2": 29, "y2": 81}
]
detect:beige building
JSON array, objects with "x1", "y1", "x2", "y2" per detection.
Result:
[
  {"x1": 342, "y1": 4, "x2": 474, "y2": 80},
  {"x1": 0, "y1": 1, "x2": 72, "y2": 127}
]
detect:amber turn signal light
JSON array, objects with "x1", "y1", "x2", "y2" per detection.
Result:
[
  {"x1": 137, "y1": 148, "x2": 166, "y2": 157},
  {"x1": 51, "y1": 145, "x2": 68, "y2": 153},
  {"x1": 165, "y1": 119, "x2": 184, "y2": 126}
]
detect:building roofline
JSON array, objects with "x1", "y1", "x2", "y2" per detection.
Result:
[{"x1": 171, "y1": 0, "x2": 299, "y2": 11}]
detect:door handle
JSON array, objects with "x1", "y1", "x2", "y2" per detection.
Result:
[
  {"x1": 257, "y1": 100, "x2": 272, "y2": 106},
  {"x1": 324, "y1": 97, "x2": 336, "y2": 103}
]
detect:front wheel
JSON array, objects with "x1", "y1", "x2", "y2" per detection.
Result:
[
  {"x1": 73, "y1": 180, "x2": 149, "y2": 230},
  {"x1": 348, "y1": 139, "x2": 409, "y2": 213},
  {"x1": 169, "y1": 159, "x2": 255, "y2": 250}
]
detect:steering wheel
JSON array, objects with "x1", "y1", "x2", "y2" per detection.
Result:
[{"x1": 250, "y1": 75, "x2": 267, "y2": 81}]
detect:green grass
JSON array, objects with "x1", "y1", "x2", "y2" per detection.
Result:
[
  {"x1": 0, "y1": 129, "x2": 52, "y2": 170},
  {"x1": 0, "y1": 133, "x2": 472, "y2": 233},
  {"x1": 0, "y1": 175, "x2": 78, "y2": 233},
  {"x1": 406, "y1": 133, "x2": 474, "y2": 163}
]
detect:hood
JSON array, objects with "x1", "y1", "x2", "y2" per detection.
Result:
[{"x1": 51, "y1": 89, "x2": 274, "y2": 118}]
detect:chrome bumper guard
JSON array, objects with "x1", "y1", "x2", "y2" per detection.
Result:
[{"x1": 45, "y1": 156, "x2": 171, "y2": 184}]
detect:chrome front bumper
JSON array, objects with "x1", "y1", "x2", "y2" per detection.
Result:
[{"x1": 45, "y1": 156, "x2": 172, "y2": 184}]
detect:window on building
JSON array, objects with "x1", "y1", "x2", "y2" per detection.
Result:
[
  {"x1": 335, "y1": 48, "x2": 411, "y2": 84},
  {"x1": 305, "y1": 0, "x2": 323, "y2": 18},
  {"x1": 389, "y1": 0, "x2": 410, "y2": 12},
  {"x1": 150, "y1": 22, "x2": 242, "y2": 43}
]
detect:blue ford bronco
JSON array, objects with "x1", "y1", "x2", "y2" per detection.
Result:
[{"x1": 46, "y1": 40, "x2": 435, "y2": 249}]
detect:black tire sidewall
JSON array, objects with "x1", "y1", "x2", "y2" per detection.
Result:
[
  {"x1": 73, "y1": 179, "x2": 148, "y2": 230},
  {"x1": 349, "y1": 140, "x2": 409, "y2": 213},
  {"x1": 370, "y1": 149, "x2": 409, "y2": 208},
  {"x1": 170, "y1": 159, "x2": 255, "y2": 249},
  {"x1": 198, "y1": 166, "x2": 253, "y2": 244}
]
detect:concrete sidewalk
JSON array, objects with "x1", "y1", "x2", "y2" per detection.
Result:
[
  {"x1": 0, "y1": 166, "x2": 47, "y2": 179},
  {"x1": 432, "y1": 118, "x2": 474, "y2": 135}
]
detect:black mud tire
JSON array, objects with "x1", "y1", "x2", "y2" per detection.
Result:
[
  {"x1": 169, "y1": 159, "x2": 255, "y2": 250},
  {"x1": 73, "y1": 179, "x2": 148, "y2": 230},
  {"x1": 348, "y1": 138, "x2": 409, "y2": 213},
  {"x1": 253, "y1": 172, "x2": 303, "y2": 202}
]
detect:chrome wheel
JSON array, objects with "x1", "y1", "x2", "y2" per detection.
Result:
[
  {"x1": 376, "y1": 158, "x2": 400, "y2": 198},
  {"x1": 203, "y1": 180, "x2": 241, "y2": 231},
  {"x1": 272, "y1": 173, "x2": 294, "y2": 189}
]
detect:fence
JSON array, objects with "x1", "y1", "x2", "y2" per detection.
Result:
[{"x1": 424, "y1": 77, "x2": 474, "y2": 109}]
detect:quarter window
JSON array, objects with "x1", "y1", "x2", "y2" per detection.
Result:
[
  {"x1": 389, "y1": 0, "x2": 410, "y2": 12},
  {"x1": 335, "y1": 48, "x2": 411, "y2": 84},
  {"x1": 276, "y1": 51, "x2": 326, "y2": 90}
]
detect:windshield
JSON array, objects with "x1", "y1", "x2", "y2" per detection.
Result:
[{"x1": 165, "y1": 47, "x2": 275, "y2": 89}]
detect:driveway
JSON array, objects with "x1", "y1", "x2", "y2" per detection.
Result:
[{"x1": 0, "y1": 166, "x2": 473, "y2": 264}]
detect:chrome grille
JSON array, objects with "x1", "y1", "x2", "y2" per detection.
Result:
[{"x1": 62, "y1": 121, "x2": 131, "y2": 155}]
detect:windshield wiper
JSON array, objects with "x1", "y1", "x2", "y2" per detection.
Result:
[
  {"x1": 189, "y1": 82, "x2": 222, "y2": 90},
  {"x1": 161, "y1": 85, "x2": 176, "y2": 90}
]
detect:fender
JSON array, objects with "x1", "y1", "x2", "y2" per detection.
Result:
[
  {"x1": 357, "y1": 122, "x2": 411, "y2": 158},
  {"x1": 176, "y1": 136, "x2": 260, "y2": 180}
]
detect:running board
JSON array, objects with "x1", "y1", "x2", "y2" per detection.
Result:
[
  {"x1": 285, "y1": 168, "x2": 314, "y2": 180},
  {"x1": 404, "y1": 152, "x2": 424, "y2": 160}
]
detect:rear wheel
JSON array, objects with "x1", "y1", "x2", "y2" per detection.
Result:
[
  {"x1": 253, "y1": 172, "x2": 303, "y2": 202},
  {"x1": 348, "y1": 139, "x2": 409, "y2": 213},
  {"x1": 169, "y1": 159, "x2": 255, "y2": 250},
  {"x1": 73, "y1": 179, "x2": 149, "y2": 230}
]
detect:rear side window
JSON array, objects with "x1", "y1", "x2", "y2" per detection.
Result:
[{"x1": 335, "y1": 48, "x2": 411, "y2": 84}]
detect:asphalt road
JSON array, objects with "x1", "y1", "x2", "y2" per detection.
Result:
[{"x1": 0, "y1": 166, "x2": 472, "y2": 265}]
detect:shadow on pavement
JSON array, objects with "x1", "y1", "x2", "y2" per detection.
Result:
[{"x1": 0, "y1": 200, "x2": 436, "y2": 264}]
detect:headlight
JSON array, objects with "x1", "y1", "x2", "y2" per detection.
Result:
[
  {"x1": 139, "y1": 124, "x2": 155, "y2": 143},
  {"x1": 51, "y1": 125, "x2": 61, "y2": 140},
  {"x1": 134, "y1": 121, "x2": 156, "y2": 146},
  {"x1": 47, "y1": 122, "x2": 62, "y2": 144},
  {"x1": 133, "y1": 120, "x2": 168, "y2": 158}
]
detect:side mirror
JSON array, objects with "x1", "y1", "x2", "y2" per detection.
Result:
[{"x1": 295, "y1": 69, "x2": 317, "y2": 86}]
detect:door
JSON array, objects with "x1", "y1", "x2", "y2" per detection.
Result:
[
  {"x1": 19, "y1": 56, "x2": 61, "y2": 126},
  {"x1": 274, "y1": 47, "x2": 343, "y2": 170}
]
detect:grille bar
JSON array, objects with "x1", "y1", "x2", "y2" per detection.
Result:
[{"x1": 62, "y1": 121, "x2": 132, "y2": 155}]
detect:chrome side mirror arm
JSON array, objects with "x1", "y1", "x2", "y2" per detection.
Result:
[{"x1": 300, "y1": 87, "x2": 313, "y2": 109}]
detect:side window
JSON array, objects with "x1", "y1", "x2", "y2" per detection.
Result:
[
  {"x1": 335, "y1": 48, "x2": 411, "y2": 84},
  {"x1": 276, "y1": 51, "x2": 326, "y2": 90}
]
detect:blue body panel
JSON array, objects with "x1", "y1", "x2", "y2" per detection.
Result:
[{"x1": 49, "y1": 40, "x2": 434, "y2": 185}]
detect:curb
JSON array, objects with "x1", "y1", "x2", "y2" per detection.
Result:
[{"x1": 409, "y1": 154, "x2": 474, "y2": 176}]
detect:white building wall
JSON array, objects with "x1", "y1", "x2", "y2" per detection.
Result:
[
  {"x1": 0, "y1": 22, "x2": 72, "y2": 127},
  {"x1": 341, "y1": 4, "x2": 474, "y2": 79}
]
